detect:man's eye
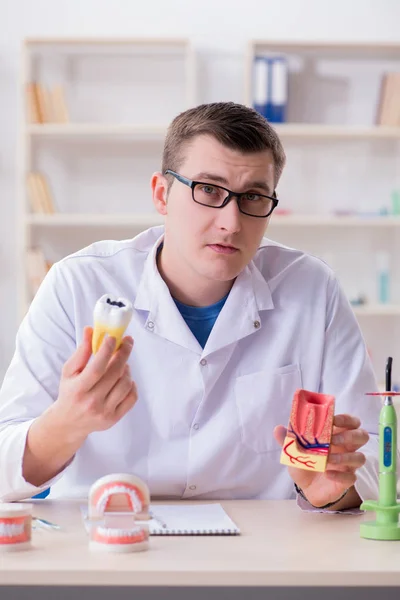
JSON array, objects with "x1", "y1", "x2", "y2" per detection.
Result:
[
  {"x1": 202, "y1": 185, "x2": 218, "y2": 194},
  {"x1": 242, "y1": 193, "x2": 261, "y2": 202}
]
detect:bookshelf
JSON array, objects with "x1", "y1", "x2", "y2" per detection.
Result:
[
  {"x1": 245, "y1": 40, "x2": 400, "y2": 381},
  {"x1": 18, "y1": 37, "x2": 196, "y2": 319}
]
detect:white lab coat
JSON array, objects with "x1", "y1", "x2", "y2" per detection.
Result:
[{"x1": 0, "y1": 226, "x2": 380, "y2": 503}]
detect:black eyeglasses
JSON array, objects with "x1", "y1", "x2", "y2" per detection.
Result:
[{"x1": 164, "y1": 170, "x2": 278, "y2": 218}]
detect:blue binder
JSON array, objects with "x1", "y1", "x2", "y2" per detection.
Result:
[{"x1": 253, "y1": 56, "x2": 288, "y2": 123}]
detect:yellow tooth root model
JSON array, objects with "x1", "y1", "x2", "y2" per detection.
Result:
[{"x1": 92, "y1": 294, "x2": 133, "y2": 354}]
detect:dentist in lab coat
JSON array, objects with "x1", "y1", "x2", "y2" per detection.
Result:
[{"x1": 0, "y1": 102, "x2": 380, "y2": 510}]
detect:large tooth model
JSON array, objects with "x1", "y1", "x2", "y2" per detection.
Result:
[
  {"x1": 88, "y1": 473, "x2": 150, "y2": 552},
  {"x1": 92, "y1": 294, "x2": 133, "y2": 354}
]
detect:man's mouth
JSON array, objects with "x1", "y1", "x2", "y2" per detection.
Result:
[{"x1": 207, "y1": 243, "x2": 238, "y2": 255}]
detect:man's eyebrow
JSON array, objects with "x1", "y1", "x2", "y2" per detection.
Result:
[{"x1": 193, "y1": 172, "x2": 273, "y2": 195}]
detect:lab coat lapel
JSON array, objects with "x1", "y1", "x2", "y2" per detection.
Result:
[
  {"x1": 134, "y1": 235, "x2": 202, "y2": 354},
  {"x1": 203, "y1": 261, "x2": 274, "y2": 357}
]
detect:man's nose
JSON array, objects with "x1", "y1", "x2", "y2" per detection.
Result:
[{"x1": 214, "y1": 195, "x2": 242, "y2": 233}]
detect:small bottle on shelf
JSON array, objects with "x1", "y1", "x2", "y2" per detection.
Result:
[{"x1": 376, "y1": 251, "x2": 390, "y2": 304}]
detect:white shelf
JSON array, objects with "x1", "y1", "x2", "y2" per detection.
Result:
[
  {"x1": 273, "y1": 124, "x2": 400, "y2": 140},
  {"x1": 248, "y1": 40, "x2": 400, "y2": 60},
  {"x1": 27, "y1": 123, "x2": 167, "y2": 140},
  {"x1": 26, "y1": 213, "x2": 164, "y2": 227},
  {"x1": 27, "y1": 123, "x2": 400, "y2": 141},
  {"x1": 269, "y1": 215, "x2": 400, "y2": 227},
  {"x1": 25, "y1": 213, "x2": 400, "y2": 228},
  {"x1": 353, "y1": 305, "x2": 400, "y2": 316}
]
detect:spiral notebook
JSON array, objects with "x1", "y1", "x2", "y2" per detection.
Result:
[{"x1": 142, "y1": 503, "x2": 240, "y2": 536}]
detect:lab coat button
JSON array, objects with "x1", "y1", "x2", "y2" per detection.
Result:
[
  {"x1": 147, "y1": 321, "x2": 155, "y2": 330},
  {"x1": 193, "y1": 423, "x2": 199, "y2": 430},
  {"x1": 189, "y1": 485, "x2": 197, "y2": 490},
  {"x1": 253, "y1": 320, "x2": 261, "y2": 329},
  {"x1": 200, "y1": 359, "x2": 207, "y2": 366}
]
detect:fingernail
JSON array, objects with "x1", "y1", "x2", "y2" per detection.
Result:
[{"x1": 107, "y1": 336, "x2": 116, "y2": 349}]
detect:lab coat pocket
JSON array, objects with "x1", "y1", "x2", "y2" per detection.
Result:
[{"x1": 235, "y1": 364, "x2": 302, "y2": 454}]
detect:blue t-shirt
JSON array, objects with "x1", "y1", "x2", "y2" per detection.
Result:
[
  {"x1": 157, "y1": 241, "x2": 228, "y2": 348},
  {"x1": 173, "y1": 294, "x2": 228, "y2": 348}
]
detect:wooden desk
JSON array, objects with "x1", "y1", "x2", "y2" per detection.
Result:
[{"x1": 0, "y1": 499, "x2": 400, "y2": 588}]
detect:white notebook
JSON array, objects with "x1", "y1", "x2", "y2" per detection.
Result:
[{"x1": 142, "y1": 503, "x2": 240, "y2": 536}]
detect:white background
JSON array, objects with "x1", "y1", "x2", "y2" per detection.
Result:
[{"x1": 1, "y1": 0, "x2": 400, "y2": 381}]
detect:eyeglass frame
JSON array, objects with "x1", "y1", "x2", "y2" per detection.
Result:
[{"x1": 164, "y1": 169, "x2": 279, "y2": 218}]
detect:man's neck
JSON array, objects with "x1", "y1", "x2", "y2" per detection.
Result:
[{"x1": 156, "y1": 242, "x2": 234, "y2": 307}]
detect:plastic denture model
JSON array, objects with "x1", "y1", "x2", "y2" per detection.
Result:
[
  {"x1": 280, "y1": 389, "x2": 335, "y2": 472},
  {"x1": 88, "y1": 474, "x2": 150, "y2": 552},
  {"x1": 92, "y1": 294, "x2": 133, "y2": 354},
  {"x1": 0, "y1": 503, "x2": 33, "y2": 552}
]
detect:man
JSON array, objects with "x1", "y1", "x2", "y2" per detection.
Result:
[{"x1": 0, "y1": 102, "x2": 379, "y2": 510}]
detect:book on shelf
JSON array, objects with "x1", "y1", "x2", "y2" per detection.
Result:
[
  {"x1": 26, "y1": 82, "x2": 69, "y2": 124},
  {"x1": 26, "y1": 248, "x2": 52, "y2": 297},
  {"x1": 252, "y1": 55, "x2": 288, "y2": 123},
  {"x1": 26, "y1": 172, "x2": 56, "y2": 214},
  {"x1": 376, "y1": 72, "x2": 400, "y2": 127}
]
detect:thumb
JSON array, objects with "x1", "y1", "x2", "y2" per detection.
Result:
[
  {"x1": 63, "y1": 326, "x2": 93, "y2": 377},
  {"x1": 273, "y1": 425, "x2": 287, "y2": 448}
]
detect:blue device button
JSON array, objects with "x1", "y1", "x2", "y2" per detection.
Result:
[{"x1": 384, "y1": 426, "x2": 392, "y2": 467}]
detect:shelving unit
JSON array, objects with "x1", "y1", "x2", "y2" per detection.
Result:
[
  {"x1": 245, "y1": 40, "x2": 400, "y2": 380},
  {"x1": 18, "y1": 37, "x2": 196, "y2": 319}
]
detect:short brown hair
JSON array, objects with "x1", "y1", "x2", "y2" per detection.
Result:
[{"x1": 162, "y1": 102, "x2": 286, "y2": 189}]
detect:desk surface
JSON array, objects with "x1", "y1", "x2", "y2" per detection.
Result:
[{"x1": 0, "y1": 499, "x2": 400, "y2": 587}]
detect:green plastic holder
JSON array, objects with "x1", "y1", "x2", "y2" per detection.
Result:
[
  {"x1": 360, "y1": 500, "x2": 400, "y2": 540},
  {"x1": 361, "y1": 361, "x2": 400, "y2": 541}
]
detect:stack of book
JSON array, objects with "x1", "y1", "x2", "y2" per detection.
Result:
[
  {"x1": 26, "y1": 82, "x2": 69, "y2": 124},
  {"x1": 26, "y1": 248, "x2": 52, "y2": 297},
  {"x1": 376, "y1": 73, "x2": 400, "y2": 126},
  {"x1": 26, "y1": 172, "x2": 56, "y2": 214}
]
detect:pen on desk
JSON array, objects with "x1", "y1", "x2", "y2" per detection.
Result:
[{"x1": 33, "y1": 517, "x2": 61, "y2": 530}]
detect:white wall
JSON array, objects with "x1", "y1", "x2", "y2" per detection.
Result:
[{"x1": 1, "y1": 0, "x2": 399, "y2": 378}]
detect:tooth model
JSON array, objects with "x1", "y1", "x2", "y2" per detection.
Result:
[
  {"x1": 92, "y1": 294, "x2": 133, "y2": 354},
  {"x1": 280, "y1": 389, "x2": 335, "y2": 472},
  {"x1": 0, "y1": 503, "x2": 33, "y2": 552},
  {"x1": 88, "y1": 473, "x2": 150, "y2": 552}
]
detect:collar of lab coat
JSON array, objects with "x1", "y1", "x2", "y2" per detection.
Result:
[{"x1": 134, "y1": 233, "x2": 274, "y2": 356}]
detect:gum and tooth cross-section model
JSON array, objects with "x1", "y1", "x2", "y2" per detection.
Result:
[
  {"x1": 92, "y1": 294, "x2": 133, "y2": 354},
  {"x1": 280, "y1": 389, "x2": 335, "y2": 472}
]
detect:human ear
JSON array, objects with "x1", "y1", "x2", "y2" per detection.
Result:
[{"x1": 151, "y1": 172, "x2": 168, "y2": 216}]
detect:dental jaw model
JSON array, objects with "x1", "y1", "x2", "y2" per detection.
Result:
[
  {"x1": 280, "y1": 389, "x2": 335, "y2": 472},
  {"x1": 88, "y1": 474, "x2": 150, "y2": 552},
  {"x1": 92, "y1": 295, "x2": 133, "y2": 354},
  {"x1": 0, "y1": 504, "x2": 33, "y2": 551}
]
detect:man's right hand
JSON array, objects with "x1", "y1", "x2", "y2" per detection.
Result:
[
  {"x1": 22, "y1": 326, "x2": 137, "y2": 489},
  {"x1": 54, "y1": 325, "x2": 137, "y2": 440}
]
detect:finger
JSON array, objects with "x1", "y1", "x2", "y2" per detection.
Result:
[
  {"x1": 114, "y1": 381, "x2": 138, "y2": 421},
  {"x1": 324, "y1": 470, "x2": 357, "y2": 487},
  {"x1": 327, "y1": 451, "x2": 366, "y2": 470},
  {"x1": 333, "y1": 414, "x2": 361, "y2": 430},
  {"x1": 90, "y1": 337, "x2": 134, "y2": 397},
  {"x1": 79, "y1": 334, "x2": 117, "y2": 391},
  {"x1": 104, "y1": 365, "x2": 133, "y2": 413},
  {"x1": 273, "y1": 425, "x2": 287, "y2": 448},
  {"x1": 331, "y1": 428, "x2": 369, "y2": 451},
  {"x1": 62, "y1": 326, "x2": 93, "y2": 378}
]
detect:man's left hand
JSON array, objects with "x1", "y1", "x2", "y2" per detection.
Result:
[{"x1": 274, "y1": 414, "x2": 369, "y2": 508}]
